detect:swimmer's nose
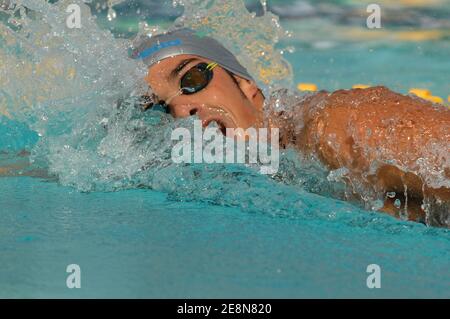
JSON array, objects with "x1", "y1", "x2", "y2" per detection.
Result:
[
  {"x1": 189, "y1": 108, "x2": 198, "y2": 116},
  {"x1": 170, "y1": 104, "x2": 201, "y2": 118}
]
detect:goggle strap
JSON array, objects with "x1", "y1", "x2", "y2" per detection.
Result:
[{"x1": 206, "y1": 62, "x2": 218, "y2": 70}]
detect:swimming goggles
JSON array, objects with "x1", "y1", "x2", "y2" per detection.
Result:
[{"x1": 141, "y1": 62, "x2": 218, "y2": 113}]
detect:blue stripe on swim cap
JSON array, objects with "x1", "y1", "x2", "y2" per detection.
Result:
[{"x1": 137, "y1": 39, "x2": 183, "y2": 60}]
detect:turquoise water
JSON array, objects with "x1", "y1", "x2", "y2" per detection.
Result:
[
  {"x1": 288, "y1": 41, "x2": 450, "y2": 99},
  {"x1": 1, "y1": 176, "x2": 449, "y2": 298},
  {"x1": 0, "y1": 0, "x2": 449, "y2": 298}
]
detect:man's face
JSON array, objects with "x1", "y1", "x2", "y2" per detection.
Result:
[{"x1": 145, "y1": 54, "x2": 264, "y2": 136}]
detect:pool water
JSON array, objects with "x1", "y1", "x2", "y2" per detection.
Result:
[
  {"x1": 0, "y1": 0, "x2": 449, "y2": 298},
  {"x1": 1, "y1": 176, "x2": 449, "y2": 298}
]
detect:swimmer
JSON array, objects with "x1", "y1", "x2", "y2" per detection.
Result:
[{"x1": 130, "y1": 29, "x2": 449, "y2": 226}]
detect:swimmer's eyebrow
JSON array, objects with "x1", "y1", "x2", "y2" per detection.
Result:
[{"x1": 169, "y1": 58, "x2": 199, "y2": 81}]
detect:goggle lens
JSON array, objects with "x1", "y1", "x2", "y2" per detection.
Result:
[{"x1": 180, "y1": 63, "x2": 214, "y2": 95}]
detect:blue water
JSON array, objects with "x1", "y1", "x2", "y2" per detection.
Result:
[
  {"x1": 1, "y1": 176, "x2": 449, "y2": 298},
  {"x1": 1, "y1": 0, "x2": 449, "y2": 298},
  {"x1": 288, "y1": 42, "x2": 450, "y2": 99}
]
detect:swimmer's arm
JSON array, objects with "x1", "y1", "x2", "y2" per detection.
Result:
[{"x1": 296, "y1": 87, "x2": 450, "y2": 222}]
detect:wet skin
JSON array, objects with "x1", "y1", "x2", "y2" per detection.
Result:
[{"x1": 144, "y1": 54, "x2": 449, "y2": 226}]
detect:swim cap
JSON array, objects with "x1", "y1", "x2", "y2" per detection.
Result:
[{"x1": 129, "y1": 28, "x2": 254, "y2": 81}]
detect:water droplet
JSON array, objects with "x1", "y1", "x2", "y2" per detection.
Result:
[
  {"x1": 8, "y1": 17, "x2": 21, "y2": 27},
  {"x1": 386, "y1": 191, "x2": 396, "y2": 198},
  {"x1": 372, "y1": 200, "x2": 384, "y2": 210},
  {"x1": 107, "y1": 8, "x2": 117, "y2": 21}
]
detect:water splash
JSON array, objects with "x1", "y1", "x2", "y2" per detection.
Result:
[
  {"x1": 171, "y1": 0, "x2": 294, "y2": 93},
  {"x1": 0, "y1": 0, "x2": 144, "y2": 136}
]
